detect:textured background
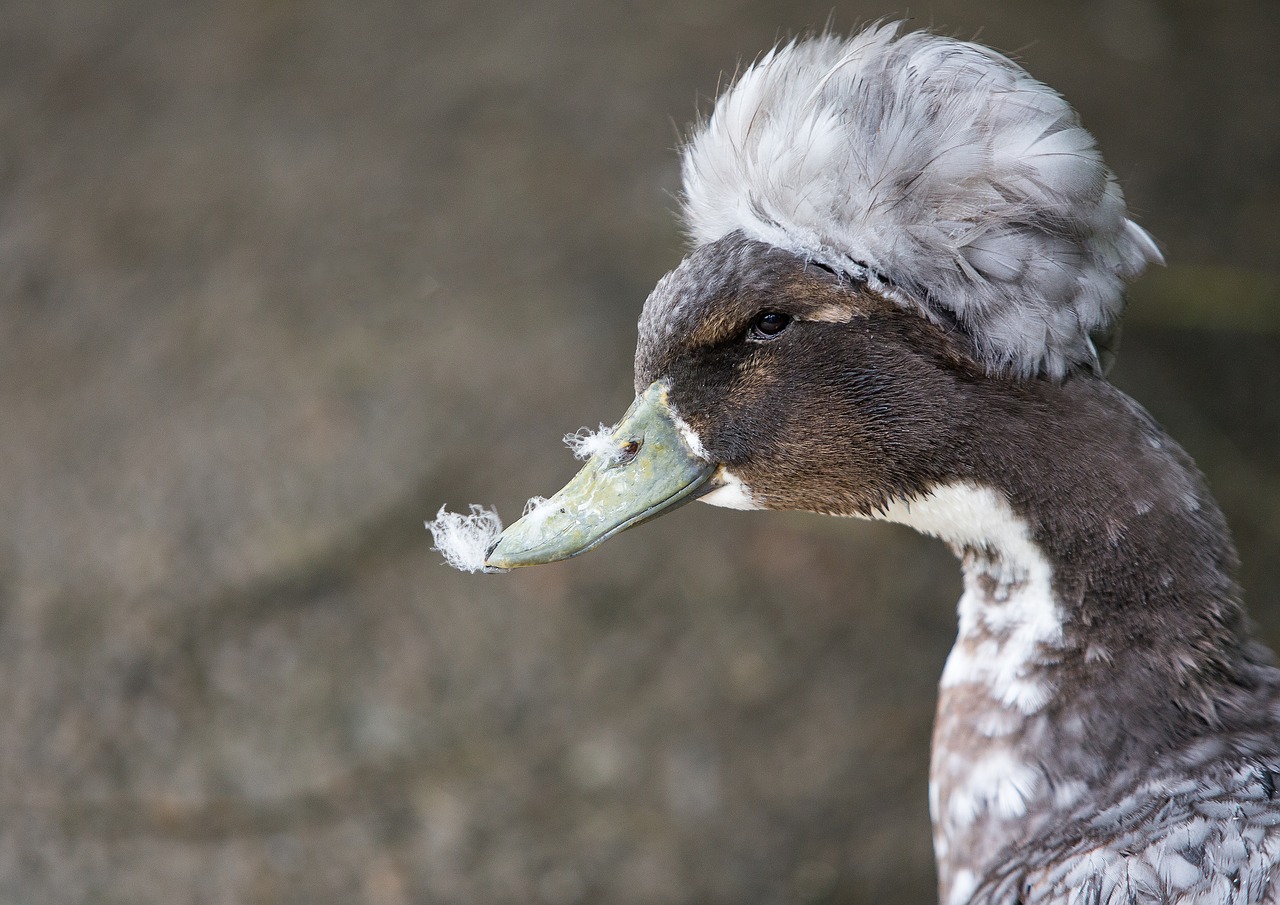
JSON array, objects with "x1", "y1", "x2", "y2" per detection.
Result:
[{"x1": 1, "y1": 1, "x2": 1278, "y2": 903}]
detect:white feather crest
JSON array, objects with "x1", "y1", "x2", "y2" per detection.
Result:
[{"x1": 681, "y1": 23, "x2": 1163, "y2": 379}]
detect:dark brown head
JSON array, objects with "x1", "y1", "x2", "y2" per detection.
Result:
[{"x1": 634, "y1": 232, "x2": 985, "y2": 517}]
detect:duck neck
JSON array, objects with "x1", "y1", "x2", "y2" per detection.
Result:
[{"x1": 878, "y1": 375, "x2": 1268, "y2": 905}]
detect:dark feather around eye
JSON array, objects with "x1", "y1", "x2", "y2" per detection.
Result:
[{"x1": 751, "y1": 311, "x2": 791, "y2": 339}]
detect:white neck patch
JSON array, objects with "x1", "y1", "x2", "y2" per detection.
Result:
[
  {"x1": 878, "y1": 483, "x2": 1045, "y2": 565},
  {"x1": 877, "y1": 483, "x2": 1067, "y2": 888},
  {"x1": 877, "y1": 483, "x2": 1063, "y2": 714}
]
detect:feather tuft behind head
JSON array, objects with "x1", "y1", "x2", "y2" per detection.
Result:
[{"x1": 681, "y1": 22, "x2": 1163, "y2": 379}]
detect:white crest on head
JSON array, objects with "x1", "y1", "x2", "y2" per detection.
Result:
[{"x1": 681, "y1": 23, "x2": 1163, "y2": 379}]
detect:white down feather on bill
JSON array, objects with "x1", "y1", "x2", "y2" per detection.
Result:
[
  {"x1": 681, "y1": 23, "x2": 1163, "y2": 379},
  {"x1": 426, "y1": 504, "x2": 503, "y2": 573}
]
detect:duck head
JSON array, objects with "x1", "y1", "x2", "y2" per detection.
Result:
[
  {"x1": 484, "y1": 232, "x2": 973, "y2": 569},
  {"x1": 483, "y1": 22, "x2": 1163, "y2": 569}
]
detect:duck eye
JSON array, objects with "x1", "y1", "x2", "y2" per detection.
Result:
[{"x1": 751, "y1": 311, "x2": 791, "y2": 339}]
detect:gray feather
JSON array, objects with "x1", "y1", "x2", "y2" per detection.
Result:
[{"x1": 681, "y1": 23, "x2": 1164, "y2": 379}]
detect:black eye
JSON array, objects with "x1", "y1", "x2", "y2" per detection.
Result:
[{"x1": 751, "y1": 311, "x2": 791, "y2": 339}]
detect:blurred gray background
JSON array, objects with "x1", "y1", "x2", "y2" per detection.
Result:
[{"x1": 1, "y1": 1, "x2": 1277, "y2": 903}]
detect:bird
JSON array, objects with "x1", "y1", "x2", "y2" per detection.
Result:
[{"x1": 466, "y1": 22, "x2": 1280, "y2": 904}]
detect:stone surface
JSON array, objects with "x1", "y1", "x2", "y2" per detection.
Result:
[{"x1": 0, "y1": 1, "x2": 1277, "y2": 902}]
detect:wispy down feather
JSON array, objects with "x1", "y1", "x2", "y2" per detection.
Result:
[
  {"x1": 681, "y1": 23, "x2": 1163, "y2": 379},
  {"x1": 426, "y1": 505, "x2": 503, "y2": 573},
  {"x1": 563, "y1": 424, "x2": 620, "y2": 461}
]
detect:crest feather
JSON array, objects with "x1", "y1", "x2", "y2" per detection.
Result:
[{"x1": 681, "y1": 23, "x2": 1163, "y2": 379}]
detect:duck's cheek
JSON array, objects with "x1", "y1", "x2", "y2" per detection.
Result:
[{"x1": 663, "y1": 410, "x2": 765, "y2": 511}]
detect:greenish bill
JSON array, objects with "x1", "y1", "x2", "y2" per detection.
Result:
[{"x1": 484, "y1": 381, "x2": 714, "y2": 569}]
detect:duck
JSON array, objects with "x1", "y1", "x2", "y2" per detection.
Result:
[{"x1": 447, "y1": 22, "x2": 1280, "y2": 904}]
